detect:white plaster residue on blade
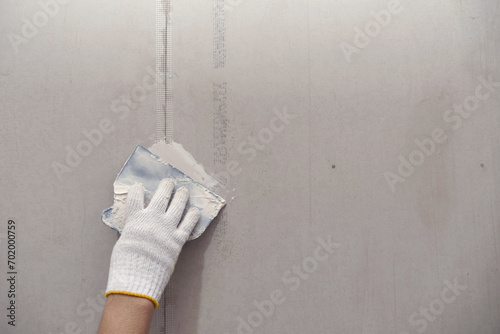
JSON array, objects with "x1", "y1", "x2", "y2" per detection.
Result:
[
  {"x1": 149, "y1": 141, "x2": 219, "y2": 189},
  {"x1": 104, "y1": 143, "x2": 225, "y2": 239}
]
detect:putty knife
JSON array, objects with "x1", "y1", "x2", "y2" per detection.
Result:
[{"x1": 101, "y1": 145, "x2": 226, "y2": 240}]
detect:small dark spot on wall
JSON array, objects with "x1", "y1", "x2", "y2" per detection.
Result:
[
  {"x1": 331, "y1": 165, "x2": 336, "y2": 169},
  {"x1": 480, "y1": 163, "x2": 484, "y2": 168}
]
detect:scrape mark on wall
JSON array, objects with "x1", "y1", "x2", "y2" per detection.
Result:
[
  {"x1": 214, "y1": 0, "x2": 226, "y2": 69},
  {"x1": 214, "y1": 82, "x2": 228, "y2": 166}
]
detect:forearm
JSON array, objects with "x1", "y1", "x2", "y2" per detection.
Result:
[{"x1": 97, "y1": 294, "x2": 154, "y2": 334}]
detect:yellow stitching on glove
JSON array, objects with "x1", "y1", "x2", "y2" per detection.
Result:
[{"x1": 105, "y1": 290, "x2": 159, "y2": 309}]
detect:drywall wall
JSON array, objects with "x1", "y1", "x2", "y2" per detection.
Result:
[{"x1": 1, "y1": 0, "x2": 499, "y2": 333}]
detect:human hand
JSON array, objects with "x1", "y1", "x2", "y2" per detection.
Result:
[{"x1": 104, "y1": 178, "x2": 200, "y2": 308}]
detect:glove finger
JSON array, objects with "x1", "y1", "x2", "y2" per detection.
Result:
[
  {"x1": 177, "y1": 207, "x2": 200, "y2": 237},
  {"x1": 165, "y1": 187, "x2": 189, "y2": 225},
  {"x1": 149, "y1": 178, "x2": 175, "y2": 212},
  {"x1": 126, "y1": 183, "x2": 145, "y2": 216}
]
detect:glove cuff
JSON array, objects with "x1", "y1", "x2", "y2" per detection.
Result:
[{"x1": 105, "y1": 247, "x2": 173, "y2": 309}]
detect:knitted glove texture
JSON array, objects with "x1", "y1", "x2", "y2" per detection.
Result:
[{"x1": 105, "y1": 178, "x2": 200, "y2": 308}]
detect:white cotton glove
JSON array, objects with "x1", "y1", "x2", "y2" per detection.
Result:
[{"x1": 105, "y1": 178, "x2": 200, "y2": 308}]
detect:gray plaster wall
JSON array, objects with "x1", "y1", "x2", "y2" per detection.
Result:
[{"x1": 1, "y1": 0, "x2": 499, "y2": 333}]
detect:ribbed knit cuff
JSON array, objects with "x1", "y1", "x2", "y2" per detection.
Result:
[{"x1": 105, "y1": 250, "x2": 170, "y2": 310}]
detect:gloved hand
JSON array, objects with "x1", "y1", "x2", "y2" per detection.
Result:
[{"x1": 104, "y1": 178, "x2": 200, "y2": 308}]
